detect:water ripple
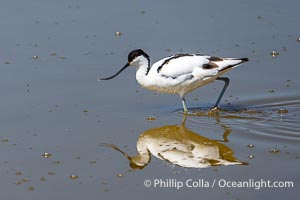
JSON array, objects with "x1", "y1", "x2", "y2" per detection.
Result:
[{"x1": 175, "y1": 96, "x2": 300, "y2": 142}]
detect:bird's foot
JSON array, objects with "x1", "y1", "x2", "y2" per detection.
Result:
[
  {"x1": 211, "y1": 106, "x2": 220, "y2": 111},
  {"x1": 208, "y1": 106, "x2": 222, "y2": 115},
  {"x1": 183, "y1": 110, "x2": 189, "y2": 115}
]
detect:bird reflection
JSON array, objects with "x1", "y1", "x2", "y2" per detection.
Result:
[{"x1": 103, "y1": 114, "x2": 247, "y2": 169}]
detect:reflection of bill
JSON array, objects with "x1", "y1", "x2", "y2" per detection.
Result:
[{"x1": 103, "y1": 122, "x2": 247, "y2": 169}]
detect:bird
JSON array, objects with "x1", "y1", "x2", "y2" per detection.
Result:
[{"x1": 100, "y1": 49, "x2": 249, "y2": 112}]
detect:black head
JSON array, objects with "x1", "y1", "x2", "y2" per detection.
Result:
[
  {"x1": 99, "y1": 49, "x2": 150, "y2": 80},
  {"x1": 128, "y1": 49, "x2": 150, "y2": 63}
]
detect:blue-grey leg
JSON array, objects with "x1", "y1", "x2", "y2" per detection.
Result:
[
  {"x1": 181, "y1": 96, "x2": 188, "y2": 113},
  {"x1": 213, "y1": 77, "x2": 230, "y2": 108}
]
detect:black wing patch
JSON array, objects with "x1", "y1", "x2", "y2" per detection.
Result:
[
  {"x1": 202, "y1": 62, "x2": 219, "y2": 69},
  {"x1": 207, "y1": 56, "x2": 223, "y2": 62},
  {"x1": 157, "y1": 53, "x2": 194, "y2": 73}
]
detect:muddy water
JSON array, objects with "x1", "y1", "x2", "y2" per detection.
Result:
[{"x1": 1, "y1": 0, "x2": 299, "y2": 199}]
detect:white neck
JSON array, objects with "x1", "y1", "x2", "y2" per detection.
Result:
[{"x1": 134, "y1": 56, "x2": 151, "y2": 87}]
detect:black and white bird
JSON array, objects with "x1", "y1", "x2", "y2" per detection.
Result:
[{"x1": 100, "y1": 49, "x2": 249, "y2": 112}]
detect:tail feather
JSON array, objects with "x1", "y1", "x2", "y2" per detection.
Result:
[{"x1": 239, "y1": 57, "x2": 249, "y2": 63}]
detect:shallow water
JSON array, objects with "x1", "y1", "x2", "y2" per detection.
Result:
[{"x1": 1, "y1": 0, "x2": 299, "y2": 199}]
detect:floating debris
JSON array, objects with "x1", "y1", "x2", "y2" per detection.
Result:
[
  {"x1": 165, "y1": 48, "x2": 171, "y2": 52},
  {"x1": 69, "y1": 174, "x2": 79, "y2": 180},
  {"x1": 115, "y1": 31, "x2": 122, "y2": 37},
  {"x1": 285, "y1": 79, "x2": 291, "y2": 87},
  {"x1": 146, "y1": 116, "x2": 157, "y2": 121},
  {"x1": 90, "y1": 160, "x2": 97, "y2": 164},
  {"x1": 278, "y1": 108, "x2": 288, "y2": 114},
  {"x1": 60, "y1": 56, "x2": 66, "y2": 59},
  {"x1": 297, "y1": 37, "x2": 300, "y2": 42},
  {"x1": 40, "y1": 177, "x2": 46, "y2": 182},
  {"x1": 22, "y1": 178, "x2": 30, "y2": 183},
  {"x1": 42, "y1": 152, "x2": 52, "y2": 158},
  {"x1": 270, "y1": 149, "x2": 280, "y2": 153},
  {"x1": 116, "y1": 173, "x2": 124, "y2": 178},
  {"x1": 270, "y1": 50, "x2": 279, "y2": 58},
  {"x1": 15, "y1": 180, "x2": 23, "y2": 185},
  {"x1": 50, "y1": 52, "x2": 57, "y2": 56},
  {"x1": 248, "y1": 155, "x2": 254, "y2": 159},
  {"x1": 32, "y1": 55, "x2": 39, "y2": 60},
  {"x1": 1, "y1": 139, "x2": 8, "y2": 142},
  {"x1": 83, "y1": 109, "x2": 88, "y2": 113},
  {"x1": 48, "y1": 172, "x2": 55, "y2": 175},
  {"x1": 268, "y1": 89, "x2": 275, "y2": 93},
  {"x1": 247, "y1": 144, "x2": 255, "y2": 148},
  {"x1": 27, "y1": 186, "x2": 35, "y2": 191},
  {"x1": 15, "y1": 171, "x2": 22, "y2": 176},
  {"x1": 4, "y1": 61, "x2": 10, "y2": 64}
]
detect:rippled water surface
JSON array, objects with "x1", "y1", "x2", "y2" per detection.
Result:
[{"x1": 1, "y1": 0, "x2": 299, "y2": 199}]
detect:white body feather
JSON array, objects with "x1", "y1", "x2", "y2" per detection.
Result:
[{"x1": 135, "y1": 54, "x2": 245, "y2": 97}]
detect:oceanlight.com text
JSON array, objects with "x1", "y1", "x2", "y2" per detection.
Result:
[{"x1": 143, "y1": 178, "x2": 294, "y2": 190}]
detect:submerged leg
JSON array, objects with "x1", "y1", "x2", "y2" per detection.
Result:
[
  {"x1": 213, "y1": 77, "x2": 230, "y2": 109},
  {"x1": 181, "y1": 96, "x2": 188, "y2": 113}
]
